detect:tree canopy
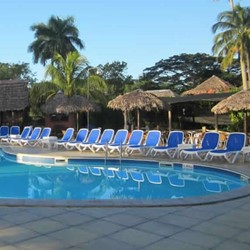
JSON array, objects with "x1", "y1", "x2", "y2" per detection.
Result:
[
  {"x1": 141, "y1": 53, "x2": 241, "y2": 93},
  {"x1": 28, "y1": 16, "x2": 84, "y2": 65}
]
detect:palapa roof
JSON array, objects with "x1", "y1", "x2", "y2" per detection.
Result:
[
  {"x1": 107, "y1": 89, "x2": 164, "y2": 112},
  {"x1": 146, "y1": 89, "x2": 178, "y2": 98},
  {"x1": 211, "y1": 90, "x2": 250, "y2": 114},
  {"x1": 0, "y1": 79, "x2": 29, "y2": 111},
  {"x1": 42, "y1": 92, "x2": 96, "y2": 114},
  {"x1": 182, "y1": 75, "x2": 235, "y2": 96}
]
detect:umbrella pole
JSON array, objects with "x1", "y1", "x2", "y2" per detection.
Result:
[
  {"x1": 214, "y1": 113, "x2": 218, "y2": 131},
  {"x1": 137, "y1": 109, "x2": 140, "y2": 129},
  {"x1": 123, "y1": 111, "x2": 127, "y2": 129},
  {"x1": 168, "y1": 110, "x2": 172, "y2": 131}
]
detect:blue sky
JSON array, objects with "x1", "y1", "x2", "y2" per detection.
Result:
[{"x1": 1, "y1": 0, "x2": 248, "y2": 81}]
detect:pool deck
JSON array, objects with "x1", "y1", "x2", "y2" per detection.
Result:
[{"x1": 0, "y1": 144, "x2": 250, "y2": 249}]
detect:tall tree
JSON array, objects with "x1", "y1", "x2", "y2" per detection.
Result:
[
  {"x1": 98, "y1": 61, "x2": 133, "y2": 98},
  {"x1": 141, "y1": 53, "x2": 241, "y2": 93},
  {"x1": 45, "y1": 51, "x2": 87, "y2": 97},
  {"x1": 212, "y1": 5, "x2": 250, "y2": 90},
  {"x1": 28, "y1": 16, "x2": 84, "y2": 65}
]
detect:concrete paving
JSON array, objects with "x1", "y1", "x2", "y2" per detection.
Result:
[{"x1": 0, "y1": 145, "x2": 250, "y2": 249}]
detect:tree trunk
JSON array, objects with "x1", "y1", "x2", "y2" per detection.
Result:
[{"x1": 240, "y1": 56, "x2": 248, "y2": 90}]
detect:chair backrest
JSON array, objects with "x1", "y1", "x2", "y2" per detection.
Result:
[
  {"x1": 167, "y1": 131, "x2": 184, "y2": 147},
  {"x1": 98, "y1": 129, "x2": 114, "y2": 144},
  {"x1": 10, "y1": 126, "x2": 20, "y2": 135},
  {"x1": 85, "y1": 128, "x2": 101, "y2": 143},
  {"x1": 200, "y1": 132, "x2": 220, "y2": 150},
  {"x1": 128, "y1": 130, "x2": 144, "y2": 145},
  {"x1": 0, "y1": 126, "x2": 9, "y2": 137},
  {"x1": 61, "y1": 128, "x2": 74, "y2": 141},
  {"x1": 112, "y1": 129, "x2": 128, "y2": 144},
  {"x1": 144, "y1": 130, "x2": 161, "y2": 146},
  {"x1": 20, "y1": 126, "x2": 33, "y2": 139},
  {"x1": 40, "y1": 127, "x2": 52, "y2": 139},
  {"x1": 225, "y1": 132, "x2": 246, "y2": 151},
  {"x1": 75, "y1": 128, "x2": 89, "y2": 142},
  {"x1": 29, "y1": 127, "x2": 42, "y2": 140}
]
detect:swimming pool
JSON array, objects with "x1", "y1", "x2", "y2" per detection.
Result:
[{"x1": 0, "y1": 149, "x2": 249, "y2": 206}]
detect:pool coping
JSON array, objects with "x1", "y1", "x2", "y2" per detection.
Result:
[{"x1": 1, "y1": 145, "x2": 250, "y2": 207}]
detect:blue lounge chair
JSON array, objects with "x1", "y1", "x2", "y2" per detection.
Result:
[
  {"x1": 90, "y1": 129, "x2": 115, "y2": 152},
  {"x1": 0, "y1": 126, "x2": 9, "y2": 140},
  {"x1": 28, "y1": 127, "x2": 52, "y2": 147},
  {"x1": 105, "y1": 129, "x2": 128, "y2": 153},
  {"x1": 204, "y1": 132, "x2": 246, "y2": 164},
  {"x1": 75, "y1": 128, "x2": 101, "y2": 151},
  {"x1": 109, "y1": 129, "x2": 143, "y2": 154},
  {"x1": 150, "y1": 131, "x2": 184, "y2": 158},
  {"x1": 65, "y1": 128, "x2": 89, "y2": 150},
  {"x1": 9, "y1": 126, "x2": 33, "y2": 145},
  {"x1": 126, "y1": 130, "x2": 161, "y2": 156},
  {"x1": 180, "y1": 132, "x2": 220, "y2": 160},
  {"x1": 1, "y1": 125, "x2": 20, "y2": 143},
  {"x1": 10, "y1": 126, "x2": 20, "y2": 136},
  {"x1": 55, "y1": 128, "x2": 75, "y2": 148},
  {"x1": 18, "y1": 127, "x2": 42, "y2": 146}
]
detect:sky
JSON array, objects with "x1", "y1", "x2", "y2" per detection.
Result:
[{"x1": 1, "y1": 0, "x2": 248, "y2": 81}]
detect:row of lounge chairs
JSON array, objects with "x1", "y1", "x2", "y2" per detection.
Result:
[{"x1": 0, "y1": 125, "x2": 247, "y2": 163}]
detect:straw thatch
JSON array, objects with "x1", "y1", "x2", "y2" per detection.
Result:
[
  {"x1": 42, "y1": 91, "x2": 96, "y2": 114},
  {"x1": 182, "y1": 75, "x2": 235, "y2": 96},
  {"x1": 146, "y1": 89, "x2": 178, "y2": 98},
  {"x1": 211, "y1": 90, "x2": 250, "y2": 114},
  {"x1": 108, "y1": 89, "x2": 164, "y2": 129},
  {"x1": 0, "y1": 79, "x2": 29, "y2": 111},
  {"x1": 108, "y1": 89, "x2": 163, "y2": 112}
]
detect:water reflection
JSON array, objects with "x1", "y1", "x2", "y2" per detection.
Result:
[{"x1": 0, "y1": 158, "x2": 249, "y2": 200}]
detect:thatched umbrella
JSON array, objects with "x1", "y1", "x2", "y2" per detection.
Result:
[
  {"x1": 42, "y1": 92, "x2": 95, "y2": 114},
  {"x1": 211, "y1": 90, "x2": 250, "y2": 135},
  {"x1": 107, "y1": 89, "x2": 164, "y2": 129},
  {"x1": 182, "y1": 75, "x2": 235, "y2": 96},
  {"x1": 42, "y1": 91, "x2": 96, "y2": 130}
]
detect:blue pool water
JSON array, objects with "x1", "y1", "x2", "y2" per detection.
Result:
[{"x1": 0, "y1": 153, "x2": 249, "y2": 201}]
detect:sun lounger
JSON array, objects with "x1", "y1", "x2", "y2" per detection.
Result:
[
  {"x1": 108, "y1": 129, "x2": 143, "y2": 154},
  {"x1": 101, "y1": 129, "x2": 128, "y2": 153},
  {"x1": 29, "y1": 127, "x2": 52, "y2": 147},
  {"x1": 204, "y1": 132, "x2": 246, "y2": 164},
  {"x1": 150, "y1": 131, "x2": 184, "y2": 158},
  {"x1": 17, "y1": 127, "x2": 42, "y2": 146},
  {"x1": 126, "y1": 130, "x2": 161, "y2": 156},
  {"x1": 75, "y1": 128, "x2": 101, "y2": 151},
  {"x1": 8, "y1": 126, "x2": 33, "y2": 145},
  {"x1": 90, "y1": 129, "x2": 115, "y2": 152},
  {"x1": 180, "y1": 132, "x2": 220, "y2": 160},
  {"x1": 0, "y1": 126, "x2": 9, "y2": 140},
  {"x1": 64, "y1": 128, "x2": 89, "y2": 150},
  {"x1": 55, "y1": 128, "x2": 75, "y2": 148}
]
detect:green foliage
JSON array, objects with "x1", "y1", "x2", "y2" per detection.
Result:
[
  {"x1": 212, "y1": 5, "x2": 250, "y2": 89},
  {"x1": 28, "y1": 16, "x2": 84, "y2": 65},
  {"x1": 98, "y1": 61, "x2": 134, "y2": 98},
  {"x1": 45, "y1": 51, "x2": 88, "y2": 97},
  {"x1": 0, "y1": 62, "x2": 36, "y2": 84},
  {"x1": 140, "y1": 53, "x2": 241, "y2": 93}
]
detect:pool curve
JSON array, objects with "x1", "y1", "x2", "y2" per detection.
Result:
[{"x1": 1, "y1": 147, "x2": 250, "y2": 207}]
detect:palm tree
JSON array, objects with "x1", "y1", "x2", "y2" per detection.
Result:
[
  {"x1": 212, "y1": 5, "x2": 250, "y2": 90},
  {"x1": 45, "y1": 51, "x2": 88, "y2": 97},
  {"x1": 28, "y1": 16, "x2": 84, "y2": 65}
]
